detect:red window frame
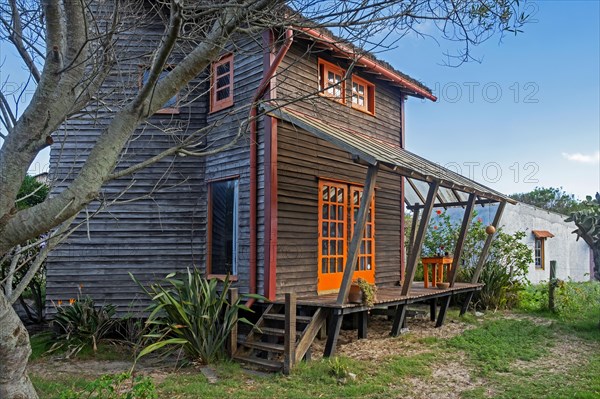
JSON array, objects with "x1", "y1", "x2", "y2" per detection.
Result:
[
  {"x1": 210, "y1": 54, "x2": 234, "y2": 113},
  {"x1": 318, "y1": 58, "x2": 346, "y2": 104},
  {"x1": 351, "y1": 75, "x2": 375, "y2": 115}
]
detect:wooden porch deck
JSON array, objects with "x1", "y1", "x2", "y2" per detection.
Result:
[{"x1": 288, "y1": 282, "x2": 483, "y2": 312}]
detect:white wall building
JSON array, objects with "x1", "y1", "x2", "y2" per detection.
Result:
[{"x1": 500, "y1": 202, "x2": 592, "y2": 284}]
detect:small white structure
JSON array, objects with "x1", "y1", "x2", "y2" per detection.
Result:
[{"x1": 500, "y1": 202, "x2": 592, "y2": 284}]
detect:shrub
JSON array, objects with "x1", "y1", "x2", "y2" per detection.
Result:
[
  {"x1": 51, "y1": 296, "x2": 117, "y2": 358},
  {"x1": 133, "y1": 269, "x2": 261, "y2": 364},
  {"x1": 459, "y1": 230, "x2": 532, "y2": 310},
  {"x1": 418, "y1": 209, "x2": 532, "y2": 310},
  {"x1": 58, "y1": 372, "x2": 156, "y2": 399}
]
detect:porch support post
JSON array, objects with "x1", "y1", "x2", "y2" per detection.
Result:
[
  {"x1": 227, "y1": 288, "x2": 239, "y2": 357},
  {"x1": 336, "y1": 163, "x2": 379, "y2": 305},
  {"x1": 401, "y1": 180, "x2": 440, "y2": 296},
  {"x1": 405, "y1": 207, "x2": 420, "y2": 276},
  {"x1": 448, "y1": 193, "x2": 477, "y2": 287},
  {"x1": 436, "y1": 295, "x2": 451, "y2": 327},
  {"x1": 358, "y1": 311, "x2": 368, "y2": 339},
  {"x1": 471, "y1": 201, "x2": 506, "y2": 284},
  {"x1": 460, "y1": 201, "x2": 506, "y2": 315},
  {"x1": 324, "y1": 309, "x2": 343, "y2": 357},
  {"x1": 390, "y1": 304, "x2": 407, "y2": 337}
]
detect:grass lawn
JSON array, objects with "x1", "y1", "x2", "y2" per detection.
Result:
[{"x1": 28, "y1": 304, "x2": 600, "y2": 399}]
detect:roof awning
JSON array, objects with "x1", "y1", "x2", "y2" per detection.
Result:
[
  {"x1": 532, "y1": 230, "x2": 555, "y2": 239},
  {"x1": 263, "y1": 105, "x2": 516, "y2": 207}
]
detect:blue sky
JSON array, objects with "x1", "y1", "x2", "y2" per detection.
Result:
[
  {"x1": 4, "y1": 1, "x2": 600, "y2": 200},
  {"x1": 384, "y1": 0, "x2": 600, "y2": 200}
]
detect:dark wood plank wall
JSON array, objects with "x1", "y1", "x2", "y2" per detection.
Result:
[
  {"x1": 45, "y1": 11, "x2": 220, "y2": 314},
  {"x1": 274, "y1": 40, "x2": 404, "y2": 143},
  {"x1": 276, "y1": 122, "x2": 402, "y2": 297},
  {"x1": 204, "y1": 36, "x2": 266, "y2": 295},
  {"x1": 273, "y1": 40, "x2": 406, "y2": 297}
]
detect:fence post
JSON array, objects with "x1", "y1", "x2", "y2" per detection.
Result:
[
  {"x1": 228, "y1": 288, "x2": 239, "y2": 357},
  {"x1": 284, "y1": 292, "x2": 297, "y2": 374},
  {"x1": 549, "y1": 260, "x2": 557, "y2": 312}
]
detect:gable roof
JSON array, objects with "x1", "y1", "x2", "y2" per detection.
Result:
[
  {"x1": 263, "y1": 104, "x2": 515, "y2": 205},
  {"x1": 295, "y1": 27, "x2": 436, "y2": 101}
]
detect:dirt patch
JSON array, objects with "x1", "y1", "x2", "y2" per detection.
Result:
[
  {"x1": 29, "y1": 355, "x2": 179, "y2": 385},
  {"x1": 310, "y1": 310, "x2": 476, "y2": 362}
]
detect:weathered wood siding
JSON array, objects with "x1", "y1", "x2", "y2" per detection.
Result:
[
  {"x1": 46, "y1": 14, "x2": 265, "y2": 314},
  {"x1": 204, "y1": 36, "x2": 266, "y2": 295},
  {"x1": 275, "y1": 39, "x2": 404, "y2": 144},
  {"x1": 273, "y1": 39, "x2": 405, "y2": 297},
  {"x1": 276, "y1": 121, "x2": 403, "y2": 297}
]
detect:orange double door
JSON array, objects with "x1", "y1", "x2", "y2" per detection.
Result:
[{"x1": 317, "y1": 181, "x2": 375, "y2": 294}]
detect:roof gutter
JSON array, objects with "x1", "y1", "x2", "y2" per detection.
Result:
[
  {"x1": 248, "y1": 28, "x2": 294, "y2": 307},
  {"x1": 298, "y1": 27, "x2": 437, "y2": 102}
]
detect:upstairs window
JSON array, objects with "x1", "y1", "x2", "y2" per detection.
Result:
[
  {"x1": 210, "y1": 54, "x2": 234, "y2": 112},
  {"x1": 351, "y1": 75, "x2": 375, "y2": 115},
  {"x1": 318, "y1": 59, "x2": 345, "y2": 103},
  {"x1": 140, "y1": 67, "x2": 179, "y2": 114},
  {"x1": 207, "y1": 178, "x2": 239, "y2": 276}
]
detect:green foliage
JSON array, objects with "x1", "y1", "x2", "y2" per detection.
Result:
[
  {"x1": 355, "y1": 277, "x2": 377, "y2": 307},
  {"x1": 423, "y1": 210, "x2": 458, "y2": 256},
  {"x1": 134, "y1": 269, "x2": 260, "y2": 364},
  {"x1": 553, "y1": 280, "x2": 600, "y2": 319},
  {"x1": 327, "y1": 357, "x2": 350, "y2": 379},
  {"x1": 447, "y1": 319, "x2": 551, "y2": 375},
  {"x1": 16, "y1": 175, "x2": 49, "y2": 210},
  {"x1": 51, "y1": 296, "x2": 117, "y2": 358},
  {"x1": 460, "y1": 230, "x2": 532, "y2": 310},
  {"x1": 565, "y1": 193, "x2": 600, "y2": 281},
  {"x1": 58, "y1": 372, "x2": 156, "y2": 399},
  {"x1": 509, "y1": 186, "x2": 585, "y2": 215},
  {"x1": 420, "y1": 209, "x2": 532, "y2": 310}
]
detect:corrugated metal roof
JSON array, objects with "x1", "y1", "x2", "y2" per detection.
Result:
[{"x1": 264, "y1": 105, "x2": 516, "y2": 206}]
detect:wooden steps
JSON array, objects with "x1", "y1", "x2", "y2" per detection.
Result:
[
  {"x1": 233, "y1": 355, "x2": 282, "y2": 372},
  {"x1": 233, "y1": 296, "x2": 327, "y2": 374}
]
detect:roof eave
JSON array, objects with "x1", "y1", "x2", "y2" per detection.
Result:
[{"x1": 296, "y1": 27, "x2": 437, "y2": 102}]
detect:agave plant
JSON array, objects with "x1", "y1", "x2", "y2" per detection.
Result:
[{"x1": 132, "y1": 269, "x2": 261, "y2": 364}]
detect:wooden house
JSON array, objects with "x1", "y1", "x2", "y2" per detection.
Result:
[{"x1": 46, "y1": 15, "x2": 515, "y2": 370}]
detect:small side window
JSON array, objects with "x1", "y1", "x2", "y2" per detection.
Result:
[
  {"x1": 140, "y1": 67, "x2": 179, "y2": 114},
  {"x1": 210, "y1": 54, "x2": 234, "y2": 112},
  {"x1": 351, "y1": 75, "x2": 375, "y2": 115},
  {"x1": 318, "y1": 58, "x2": 346, "y2": 103},
  {"x1": 534, "y1": 238, "x2": 545, "y2": 269}
]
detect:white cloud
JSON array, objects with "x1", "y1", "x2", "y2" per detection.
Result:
[{"x1": 562, "y1": 151, "x2": 600, "y2": 164}]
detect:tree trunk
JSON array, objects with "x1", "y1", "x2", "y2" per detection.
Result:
[
  {"x1": 592, "y1": 245, "x2": 600, "y2": 281},
  {"x1": 0, "y1": 294, "x2": 38, "y2": 399}
]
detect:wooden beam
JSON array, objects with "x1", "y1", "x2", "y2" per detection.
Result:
[
  {"x1": 358, "y1": 311, "x2": 368, "y2": 339},
  {"x1": 401, "y1": 180, "x2": 440, "y2": 296},
  {"x1": 471, "y1": 201, "x2": 506, "y2": 284},
  {"x1": 436, "y1": 296, "x2": 451, "y2": 327},
  {"x1": 283, "y1": 292, "x2": 296, "y2": 374},
  {"x1": 404, "y1": 207, "x2": 420, "y2": 281},
  {"x1": 390, "y1": 304, "x2": 407, "y2": 337},
  {"x1": 227, "y1": 288, "x2": 239, "y2": 357},
  {"x1": 295, "y1": 308, "x2": 327, "y2": 362},
  {"x1": 336, "y1": 164, "x2": 379, "y2": 305},
  {"x1": 407, "y1": 198, "x2": 498, "y2": 211},
  {"x1": 448, "y1": 193, "x2": 477, "y2": 287},
  {"x1": 324, "y1": 309, "x2": 343, "y2": 357}
]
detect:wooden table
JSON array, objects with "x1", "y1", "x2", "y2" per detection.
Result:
[{"x1": 421, "y1": 256, "x2": 454, "y2": 288}]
